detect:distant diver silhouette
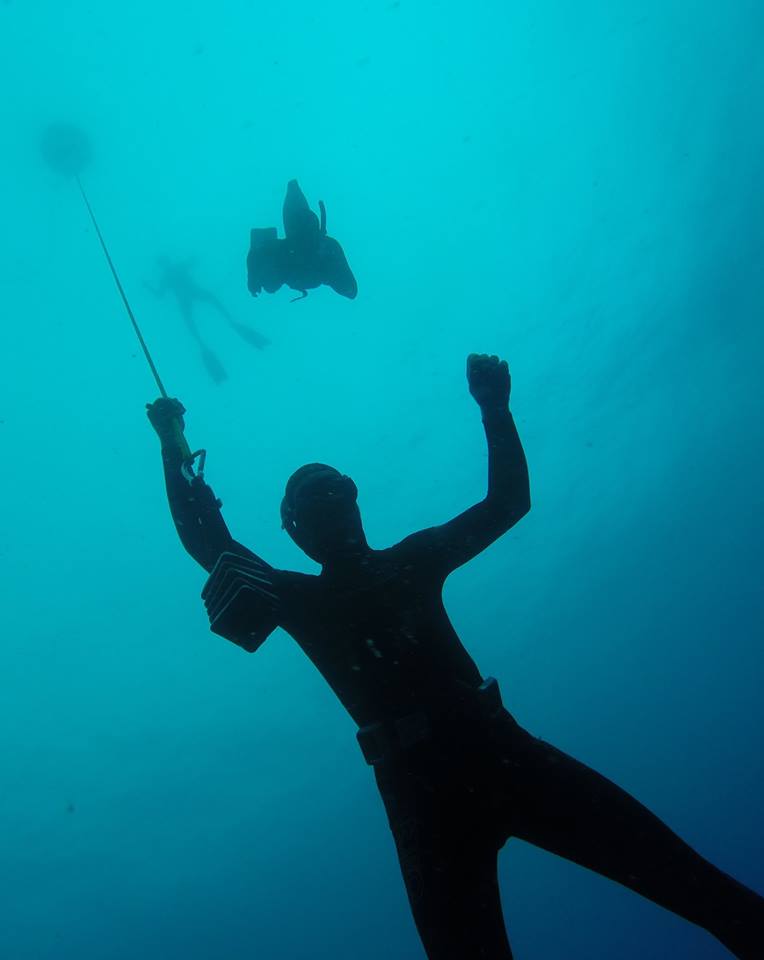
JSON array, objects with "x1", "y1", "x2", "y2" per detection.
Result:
[
  {"x1": 147, "y1": 257, "x2": 269, "y2": 384},
  {"x1": 147, "y1": 355, "x2": 763, "y2": 959},
  {"x1": 247, "y1": 179, "x2": 357, "y2": 302}
]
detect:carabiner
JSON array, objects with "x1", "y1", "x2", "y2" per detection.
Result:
[{"x1": 181, "y1": 448, "x2": 207, "y2": 483}]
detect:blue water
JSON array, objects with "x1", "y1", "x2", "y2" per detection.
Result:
[{"x1": 1, "y1": 2, "x2": 762, "y2": 957}]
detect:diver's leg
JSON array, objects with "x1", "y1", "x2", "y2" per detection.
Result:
[
  {"x1": 177, "y1": 297, "x2": 202, "y2": 343},
  {"x1": 282, "y1": 179, "x2": 310, "y2": 237},
  {"x1": 194, "y1": 291, "x2": 270, "y2": 348},
  {"x1": 178, "y1": 298, "x2": 227, "y2": 383},
  {"x1": 190, "y1": 290, "x2": 269, "y2": 348},
  {"x1": 504, "y1": 728, "x2": 764, "y2": 958},
  {"x1": 282, "y1": 179, "x2": 321, "y2": 250},
  {"x1": 195, "y1": 290, "x2": 232, "y2": 320},
  {"x1": 374, "y1": 764, "x2": 513, "y2": 959}
]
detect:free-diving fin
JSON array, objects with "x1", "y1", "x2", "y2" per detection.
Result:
[
  {"x1": 199, "y1": 345, "x2": 228, "y2": 384},
  {"x1": 319, "y1": 236, "x2": 358, "y2": 299},
  {"x1": 230, "y1": 321, "x2": 270, "y2": 349}
]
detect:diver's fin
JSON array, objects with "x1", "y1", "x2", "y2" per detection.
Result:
[
  {"x1": 230, "y1": 321, "x2": 270, "y2": 349},
  {"x1": 283, "y1": 180, "x2": 320, "y2": 242},
  {"x1": 283, "y1": 180, "x2": 309, "y2": 232},
  {"x1": 319, "y1": 236, "x2": 357, "y2": 300},
  {"x1": 200, "y1": 346, "x2": 228, "y2": 383}
]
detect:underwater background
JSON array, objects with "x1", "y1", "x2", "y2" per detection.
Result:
[{"x1": 1, "y1": 1, "x2": 762, "y2": 957}]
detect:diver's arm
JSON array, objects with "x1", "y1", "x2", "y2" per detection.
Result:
[
  {"x1": 160, "y1": 445, "x2": 242, "y2": 572},
  {"x1": 147, "y1": 399, "x2": 280, "y2": 651},
  {"x1": 403, "y1": 355, "x2": 530, "y2": 574},
  {"x1": 147, "y1": 399, "x2": 262, "y2": 572}
]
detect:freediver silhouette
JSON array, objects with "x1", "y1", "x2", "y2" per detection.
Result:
[
  {"x1": 247, "y1": 179, "x2": 357, "y2": 302},
  {"x1": 147, "y1": 354, "x2": 763, "y2": 959},
  {"x1": 147, "y1": 256, "x2": 269, "y2": 383}
]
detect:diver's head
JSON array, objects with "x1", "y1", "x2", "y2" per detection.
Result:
[{"x1": 281, "y1": 463, "x2": 366, "y2": 564}]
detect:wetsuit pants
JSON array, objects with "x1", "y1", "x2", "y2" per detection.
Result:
[{"x1": 373, "y1": 709, "x2": 764, "y2": 959}]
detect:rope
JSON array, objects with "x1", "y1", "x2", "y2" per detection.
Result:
[{"x1": 76, "y1": 176, "x2": 167, "y2": 397}]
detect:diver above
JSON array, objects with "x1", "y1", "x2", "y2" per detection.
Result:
[
  {"x1": 146, "y1": 256, "x2": 270, "y2": 384},
  {"x1": 147, "y1": 355, "x2": 763, "y2": 959},
  {"x1": 247, "y1": 179, "x2": 357, "y2": 302}
]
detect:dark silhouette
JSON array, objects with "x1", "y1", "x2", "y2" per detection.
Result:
[
  {"x1": 40, "y1": 123, "x2": 92, "y2": 177},
  {"x1": 147, "y1": 257, "x2": 269, "y2": 384},
  {"x1": 247, "y1": 179, "x2": 357, "y2": 302},
  {"x1": 147, "y1": 355, "x2": 763, "y2": 959}
]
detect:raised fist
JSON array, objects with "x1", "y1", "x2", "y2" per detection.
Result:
[{"x1": 466, "y1": 354, "x2": 510, "y2": 410}]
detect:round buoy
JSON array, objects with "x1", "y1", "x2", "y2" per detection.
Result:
[{"x1": 40, "y1": 123, "x2": 92, "y2": 177}]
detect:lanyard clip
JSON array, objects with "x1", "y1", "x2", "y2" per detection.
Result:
[{"x1": 181, "y1": 448, "x2": 207, "y2": 483}]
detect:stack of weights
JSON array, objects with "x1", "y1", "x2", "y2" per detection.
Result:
[{"x1": 202, "y1": 552, "x2": 279, "y2": 652}]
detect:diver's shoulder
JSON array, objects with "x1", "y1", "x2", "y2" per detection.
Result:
[{"x1": 377, "y1": 536, "x2": 426, "y2": 567}]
